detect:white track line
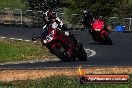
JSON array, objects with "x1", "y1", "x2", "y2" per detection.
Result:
[
  {"x1": 0, "y1": 36, "x2": 31, "y2": 42},
  {"x1": 24, "y1": 40, "x2": 30, "y2": 42},
  {"x1": 9, "y1": 38, "x2": 15, "y2": 40},
  {"x1": 29, "y1": 62, "x2": 34, "y2": 63},
  {"x1": 85, "y1": 49, "x2": 96, "y2": 57},
  {"x1": 15, "y1": 38, "x2": 23, "y2": 41},
  {"x1": 0, "y1": 37, "x2": 6, "y2": 39}
]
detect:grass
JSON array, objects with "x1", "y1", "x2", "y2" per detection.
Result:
[
  {"x1": 0, "y1": 0, "x2": 26, "y2": 9},
  {"x1": 0, "y1": 75, "x2": 132, "y2": 88},
  {"x1": 0, "y1": 38, "x2": 56, "y2": 63}
]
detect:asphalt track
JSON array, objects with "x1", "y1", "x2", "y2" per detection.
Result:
[{"x1": 0, "y1": 25, "x2": 132, "y2": 69}]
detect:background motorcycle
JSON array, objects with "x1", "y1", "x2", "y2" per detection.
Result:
[
  {"x1": 90, "y1": 18, "x2": 112, "y2": 45},
  {"x1": 32, "y1": 24, "x2": 87, "y2": 62}
]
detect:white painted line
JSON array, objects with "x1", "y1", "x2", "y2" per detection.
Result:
[
  {"x1": 85, "y1": 49, "x2": 96, "y2": 57},
  {"x1": 24, "y1": 40, "x2": 30, "y2": 42},
  {"x1": 14, "y1": 62, "x2": 19, "y2": 64},
  {"x1": 41, "y1": 60, "x2": 46, "y2": 62},
  {"x1": 29, "y1": 62, "x2": 34, "y2": 63},
  {"x1": 33, "y1": 41, "x2": 37, "y2": 43},
  {"x1": 0, "y1": 37, "x2": 6, "y2": 39},
  {"x1": 0, "y1": 64, "x2": 4, "y2": 65},
  {"x1": 9, "y1": 38, "x2": 15, "y2": 40},
  {"x1": 15, "y1": 39, "x2": 23, "y2": 41},
  {"x1": 0, "y1": 36, "x2": 32, "y2": 42}
]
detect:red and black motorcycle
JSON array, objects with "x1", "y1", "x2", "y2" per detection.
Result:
[
  {"x1": 32, "y1": 25, "x2": 87, "y2": 62},
  {"x1": 90, "y1": 18, "x2": 112, "y2": 45}
]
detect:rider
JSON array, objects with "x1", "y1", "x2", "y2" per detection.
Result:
[
  {"x1": 81, "y1": 10, "x2": 98, "y2": 33},
  {"x1": 41, "y1": 8, "x2": 61, "y2": 53},
  {"x1": 98, "y1": 16, "x2": 109, "y2": 31},
  {"x1": 41, "y1": 8, "x2": 64, "y2": 39}
]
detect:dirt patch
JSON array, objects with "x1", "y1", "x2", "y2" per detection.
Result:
[
  {"x1": 0, "y1": 69, "x2": 75, "y2": 82},
  {"x1": 0, "y1": 67, "x2": 132, "y2": 82}
]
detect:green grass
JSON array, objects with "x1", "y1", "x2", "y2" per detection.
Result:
[
  {"x1": 0, "y1": 0, "x2": 26, "y2": 9},
  {"x1": 0, "y1": 38, "x2": 56, "y2": 63},
  {"x1": 0, "y1": 75, "x2": 132, "y2": 88}
]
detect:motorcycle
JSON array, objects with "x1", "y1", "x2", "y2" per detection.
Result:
[
  {"x1": 32, "y1": 24, "x2": 87, "y2": 62},
  {"x1": 90, "y1": 18, "x2": 112, "y2": 45}
]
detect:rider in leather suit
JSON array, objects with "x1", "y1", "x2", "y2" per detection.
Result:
[
  {"x1": 41, "y1": 9, "x2": 63, "y2": 39},
  {"x1": 81, "y1": 10, "x2": 98, "y2": 33}
]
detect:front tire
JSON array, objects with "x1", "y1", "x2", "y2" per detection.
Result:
[
  {"x1": 99, "y1": 35, "x2": 112, "y2": 45},
  {"x1": 105, "y1": 36, "x2": 112, "y2": 45}
]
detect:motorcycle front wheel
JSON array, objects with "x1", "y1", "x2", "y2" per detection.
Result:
[
  {"x1": 99, "y1": 34, "x2": 112, "y2": 45},
  {"x1": 105, "y1": 36, "x2": 112, "y2": 45}
]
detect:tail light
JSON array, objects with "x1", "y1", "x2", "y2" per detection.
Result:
[{"x1": 95, "y1": 28, "x2": 101, "y2": 31}]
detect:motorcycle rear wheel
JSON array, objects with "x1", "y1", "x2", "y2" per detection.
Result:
[
  {"x1": 53, "y1": 43, "x2": 75, "y2": 62},
  {"x1": 77, "y1": 46, "x2": 87, "y2": 61}
]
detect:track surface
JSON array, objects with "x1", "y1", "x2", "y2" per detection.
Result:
[{"x1": 0, "y1": 25, "x2": 132, "y2": 69}]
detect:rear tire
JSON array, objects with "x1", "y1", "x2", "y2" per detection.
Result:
[{"x1": 53, "y1": 43, "x2": 75, "y2": 62}]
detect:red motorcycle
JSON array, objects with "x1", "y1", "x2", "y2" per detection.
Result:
[
  {"x1": 32, "y1": 25, "x2": 87, "y2": 62},
  {"x1": 90, "y1": 18, "x2": 112, "y2": 45}
]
